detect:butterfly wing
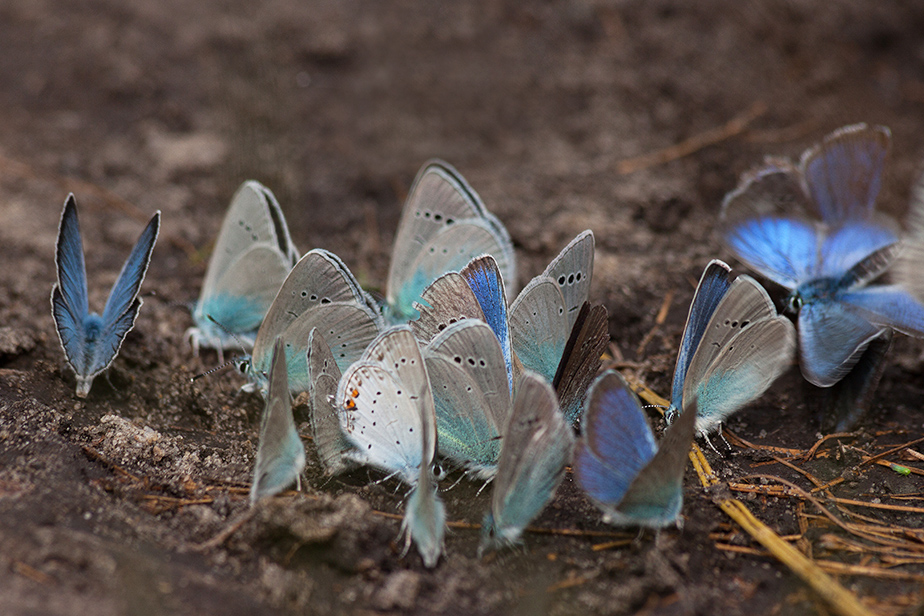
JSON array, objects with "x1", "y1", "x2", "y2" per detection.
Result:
[
  {"x1": 51, "y1": 195, "x2": 90, "y2": 383},
  {"x1": 540, "y1": 230, "x2": 595, "y2": 331},
  {"x1": 615, "y1": 393, "x2": 697, "y2": 527},
  {"x1": 574, "y1": 371, "x2": 658, "y2": 520},
  {"x1": 690, "y1": 315, "x2": 795, "y2": 434},
  {"x1": 681, "y1": 274, "x2": 780, "y2": 406},
  {"x1": 460, "y1": 255, "x2": 514, "y2": 389},
  {"x1": 386, "y1": 161, "x2": 515, "y2": 321},
  {"x1": 480, "y1": 372, "x2": 573, "y2": 553},
  {"x1": 838, "y1": 285, "x2": 924, "y2": 338},
  {"x1": 191, "y1": 181, "x2": 298, "y2": 351},
  {"x1": 337, "y1": 327, "x2": 429, "y2": 485},
  {"x1": 797, "y1": 301, "x2": 884, "y2": 387},
  {"x1": 815, "y1": 223, "x2": 898, "y2": 281},
  {"x1": 410, "y1": 271, "x2": 486, "y2": 342},
  {"x1": 306, "y1": 329, "x2": 356, "y2": 476},
  {"x1": 250, "y1": 338, "x2": 306, "y2": 503},
  {"x1": 423, "y1": 320, "x2": 510, "y2": 478},
  {"x1": 553, "y1": 302, "x2": 609, "y2": 425},
  {"x1": 249, "y1": 249, "x2": 383, "y2": 392},
  {"x1": 800, "y1": 124, "x2": 890, "y2": 224},
  {"x1": 669, "y1": 260, "x2": 732, "y2": 415},
  {"x1": 509, "y1": 278, "x2": 569, "y2": 384}
]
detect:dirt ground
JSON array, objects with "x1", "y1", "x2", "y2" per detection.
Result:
[{"x1": 3, "y1": 1, "x2": 924, "y2": 614}]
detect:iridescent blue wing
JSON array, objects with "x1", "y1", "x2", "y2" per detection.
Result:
[
  {"x1": 722, "y1": 216, "x2": 819, "y2": 288},
  {"x1": 461, "y1": 255, "x2": 514, "y2": 390},
  {"x1": 668, "y1": 260, "x2": 732, "y2": 415},
  {"x1": 480, "y1": 372, "x2": 573, "y2": 554},
  {"x1": 720, "y1": 163, "x2": 819, "y2": 288},
  {"x1": 574, "y1": 371, "x2": 657, "y2": 512},
  {"x1": 51, "y1": 195, "x2": 90, "y2": 377},
  {"x1": 800, "y1": 124, "x2": 890, "y2": 224},
  {"x1": 101, "y1": 211, "x2": 160, "y2": 326},
  {"x1": 817, "y1": 222, "x2": 898, "y2": 280},
  {"x1": 250, "y1": 338, "x2": 306, "y2": 503},
  {"x1": 838, "y1": 285, "x2": 924, "y2": 338},
  {"x1": 798, "y1": 301, "x2": 884, "y2": 387},
  {"x1": 553, "y1": 302, "x2": 609, "y2": 425},
  {"x1": 386, "y1": 161, "x2": 515, "y2": 322}
]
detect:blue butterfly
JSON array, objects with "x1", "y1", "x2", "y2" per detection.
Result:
[
  {"x1": 240, "y1": 249, "x2": 384, "y2": 396},
  {"x1": 666, "y1": 260, "x2": 795, "y2": 436},
  {"x1": 480, "y1": 371, "x2": 574, "y2": 554},
  {"x1": 336, "y1": 327, "x2": 446, "y2": 567},
  {"x1": 385, "y1": 161, "x2": 516, "y2": 324},
  {"x1": 188, "y1": 181, "x2": 299, "y2": 361},
  {"x1": 250, "y1": 337, "x2": 306, "y2": 503},
  {"x1": 574, "y1": 370, "x2": 697, "y2": 528},
  {"x1": 51, "y1": 194, "x2": 160, "y2": 398},
  {"x1": 721, "y1": 124, "x2": 924, "y2": 387}
]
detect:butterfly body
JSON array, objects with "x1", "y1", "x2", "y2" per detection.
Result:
[{"x1": 51, "y1": 194, "x2": 160, "y2": 398}]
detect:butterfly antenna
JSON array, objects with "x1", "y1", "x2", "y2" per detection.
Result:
[
  {"x1": 206, "y1": 314, "x2": 250, "y2": 353},
  {"x1": 191, "y1": 358, "x2": 239, "y2": 382}
]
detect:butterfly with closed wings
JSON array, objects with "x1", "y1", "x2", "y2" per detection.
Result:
[
  {"x1": 336, "y1": 327, "x2": 446, "y2": 568},
  {"x1": 239, "y1": 249, "x2": 384, "y2": 396},
  {"x1": 385, "y1": 160, "x2": 516, "y2": 324},
  {"x1": 666, "y1": 260, "x2": 795, "y2": 438},
  {"x1": 575, "y1": 370, "x2": 697, "y2": 528},
  {"x1": 187, "y1": 181, "x2": 299, "y2": 360},
  {"x1": 51, "y1": 194, "x2": 160, "y2": 398}
]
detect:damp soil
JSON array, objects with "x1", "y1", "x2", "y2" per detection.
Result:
[{"x1": 3, "y1": 1, "x2": 924, "y2": 614}]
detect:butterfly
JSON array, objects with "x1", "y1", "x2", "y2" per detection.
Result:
[
  {"x1": 51, "y1": 194, "x2": 161, "y2": 398},
  {"x1": 305, "y1": 328, "x2": 356, "y2": 476},
  {"x1": 666, "y1": 260, "x2": 796, "y2": 437},
  {"x1": 721, "y1": 123, "x2": 924, "y2": 387},
  {"x1": 479, "y1": 371, "x2": 574, "y2": 554},
  {"x1": 336, "y1": 327, "x2": 446, "y2": 567},
  {"x1": 574, "y1": 370, "x2": 697, "y2": 528},
  {"x1": 250, "y1": 337, "x2": 306, "y2": 503},
  {"x1": 240, "y1": 249, "x2": 384, "y2": 396},
  {"x1": 508, "y1": 231, "x2": 607, "y2": 424},
  {"x1": 422, "y1": 319, "x2": 512, "y2": 479},
  {"x1": 187, "y1": 181, "x2": 299, "y2": 360},
  {"x1": 384, "y1": 160, "x2": 516, "y2": 324}
]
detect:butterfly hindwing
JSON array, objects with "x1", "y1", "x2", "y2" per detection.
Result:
[
  {"x1": 480, "y1": 372, "x2": 573, "y2": 553},
  {"x1": 306, "y1": 328, "x2": 356, "y2": 476},
  {"x1": 250, "y1": 338, "x2": 306, "y2": 503}
]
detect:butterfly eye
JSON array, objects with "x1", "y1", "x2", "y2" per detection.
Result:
[{"x1": 787, "y1": 295, "x2": 803, "y2": 313}]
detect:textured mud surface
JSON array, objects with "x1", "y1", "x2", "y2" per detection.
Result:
[{"x1": 3, "y1": 1, "x2": 924, "y2": 614}]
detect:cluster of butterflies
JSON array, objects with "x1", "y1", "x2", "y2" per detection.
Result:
[{"x1": 50, "y1": 124, "x2": 924, "y2": 568}]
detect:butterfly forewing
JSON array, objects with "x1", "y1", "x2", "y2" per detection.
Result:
[
  {"x1": 411, "y1": 271, "x2": 486, "y2": 342},
  {"x1": 541, "y1": 230, "x2": 595, "y2": 331},
  {"x1": 800, "y1": 124, "x2": 890, "y2": 225},
  {"x1": 307, "y1": 328, "x2": 355, "y2": 476},
  {"x1": 509, "y1": 278, "x2": 569, "y2": 384}
]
